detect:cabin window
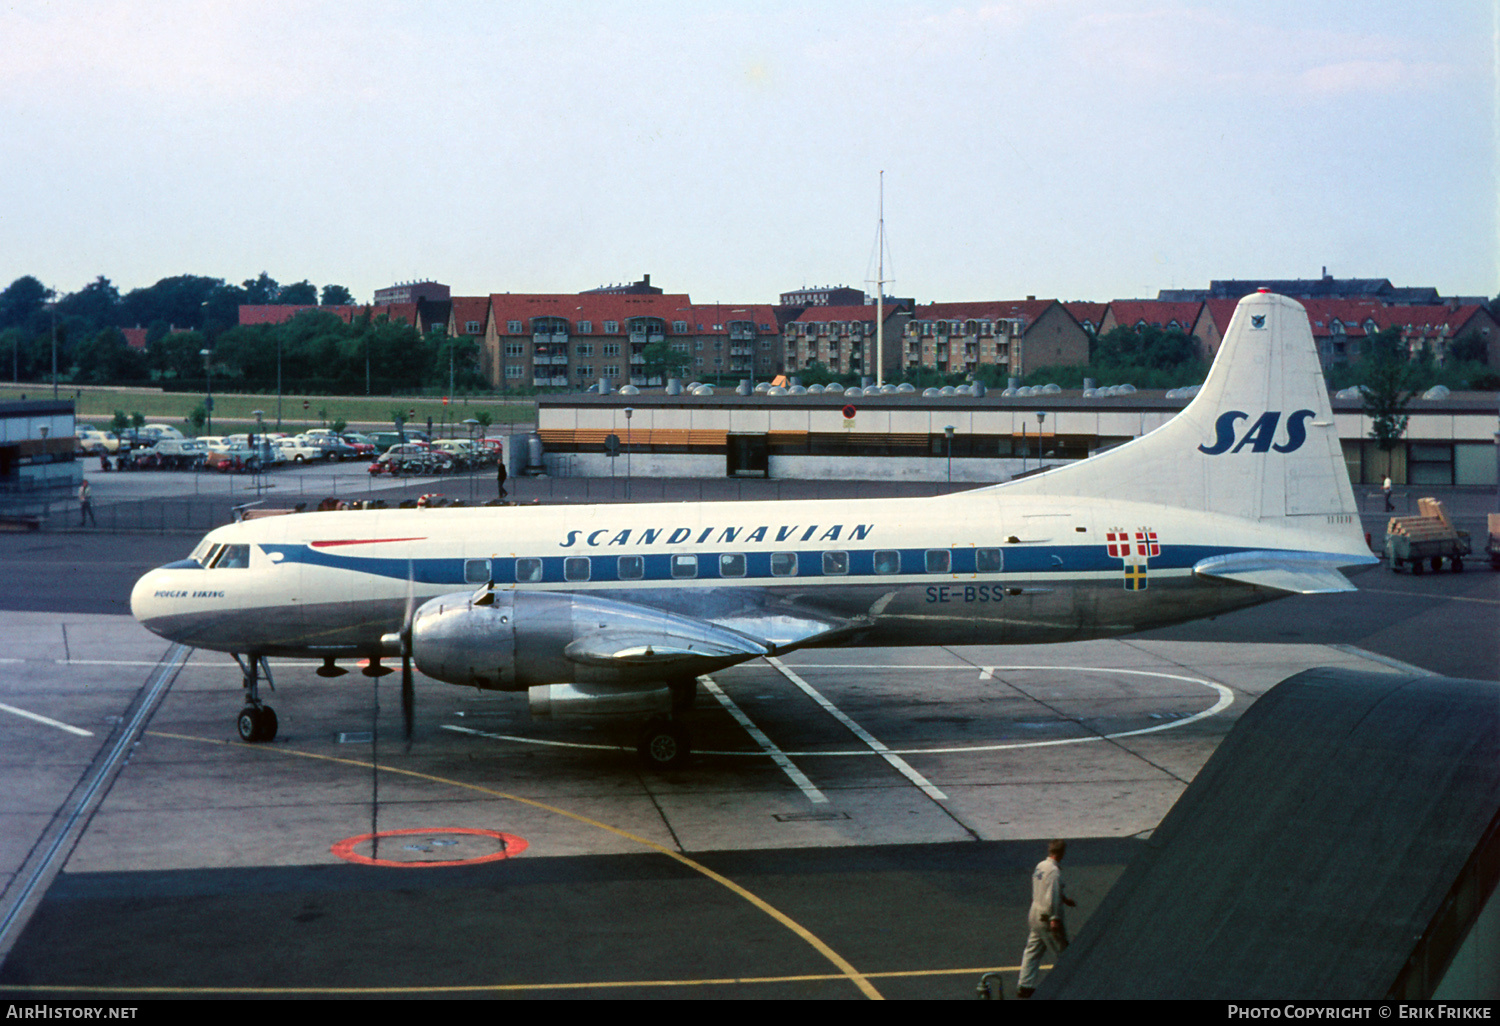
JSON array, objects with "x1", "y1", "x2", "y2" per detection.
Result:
[
  {"x1": 975, "y1": 548, "x2": 1003, "y2": 573},
  {"x1": 672, "y1": 554, "x2": 698, "y2": 579},
  {"x1": 822, "y1": 551, "x2": 848, "y2": 575},
  {"x1": 464, "y1": 559, "x2": 492, "y2": 584},
  {"x1": 211, "y1": 545, "x2": 250, "y2": 569},
  {"x1": 564, "y1": 557, "x2": 590, "y2": 582},
  {"x1": 516, "y1": 558, "x2": 542, "y2": 583},
  {"x1": 925, "y1": 549, "x2": 951, "y2": 574},
  {"x1": 719, "y1": 553, "x2": 746, "y2": 578},
  {"x1": 618, "y1": 555, "x2": 644, "y2": 580},
  {"x1": 874, "y1": 550, "x2": 901, "y2": 575},
  {"x1": 770, "y1": 552, "x2": 797, "y2": 576}
]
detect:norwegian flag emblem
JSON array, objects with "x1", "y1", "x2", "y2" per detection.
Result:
[{"x1": 1134, "y1": 530, "x2": 1160, "y2": 557}]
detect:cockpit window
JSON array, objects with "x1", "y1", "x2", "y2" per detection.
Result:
[
  {"x1": 191, "y1": 540, "x2": 215, "y2": 566},
  {"x1": 209, "y1": 544, "x2": 250, "y2": 569}
]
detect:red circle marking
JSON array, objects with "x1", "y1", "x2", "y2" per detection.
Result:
[{"x1": 331, "y1": 827, "x2": 528, "y2": 868}]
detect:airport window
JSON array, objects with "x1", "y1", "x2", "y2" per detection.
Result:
[
  {"x1": 874, "y1": 550, "x2": 901, "y2": 575},
  {"x1": 822, "y1": 551, "x2": 848, "y2": 575},
  {"x1": 564, "y1": 557, "x2": 590, "y2": 582},
  {"x1": 516, "y1": 558, "x2": 542, "y2": 583},
  {"x1": 618, "y1": 555, "x2": 644, "y2": 580},
  {"x1": 464, "y1": 559, "x2": 492, "y2": 584},
  {"x1": 672, "y1": 554, "x2": 698, "y2": 579},
  {"x1": 925, "y1": 549, "x2": 951, "y2": 574},
  {"x1": 211, "y1": 545, "x2": 250, "y2": 569},
  {"x1": 771, "y1": 552, "x2": 797, "y2": 576},
  {"x1": 719, "y1": 553, "x2": 746, "y2": 578},
  {"x1": 975, "y1": 548, "x2": 1003, "y2": 573}
]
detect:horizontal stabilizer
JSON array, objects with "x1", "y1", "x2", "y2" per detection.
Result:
[{"x1": 1193, "y1": 550, "x2": 1377, "y2": 595}]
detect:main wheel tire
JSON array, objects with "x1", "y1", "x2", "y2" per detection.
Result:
[
  {"x1": 636, "y1": 717, "x2": 690, "y2": 771},
  {"x1": 237, "y1": 706, "x2": 261, "y2": 743},
  {"x1": 258, "y1": 705, "x2": 278, "y2": 741}
]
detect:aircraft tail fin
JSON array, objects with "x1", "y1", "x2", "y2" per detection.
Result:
[{"x1": 999, "y1": 291, "x2": 1361, "y2": 532}]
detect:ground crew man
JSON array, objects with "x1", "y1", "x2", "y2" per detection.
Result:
[{"x1": 1017, "y1": 839, "x2": 1075, "y2": 998}]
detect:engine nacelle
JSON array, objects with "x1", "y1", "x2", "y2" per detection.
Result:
[{"x1": 409, "y1": 586, "x2": 768, "y2": 691}]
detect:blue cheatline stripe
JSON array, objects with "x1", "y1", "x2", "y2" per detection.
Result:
[{"x1": 261, "y1": 542, "x2": 1276, "y2": 588}]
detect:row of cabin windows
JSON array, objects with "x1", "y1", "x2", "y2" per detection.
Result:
[{"x1": 464, "y1": 548, "x2": 1005, "y2": 585}]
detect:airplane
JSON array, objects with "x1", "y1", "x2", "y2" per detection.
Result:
[{"x1": 131, "y1": 291, "x2": 1378, "y2": 769}]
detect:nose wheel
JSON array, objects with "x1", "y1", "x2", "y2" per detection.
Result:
[
  {"x1": 237, "y1": 703, "x2": 278, "y2": 743},
  {"x1": 232, "y1": 654, "x2": 278, "y2": 743}
]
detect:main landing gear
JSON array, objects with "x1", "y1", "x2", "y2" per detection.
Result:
[
  {"x1": 633, "y1": 679, "x2": 699, "y2": 771},
  {"x1": 233, "y1": 654, "x2": 278, "y2": 743}
]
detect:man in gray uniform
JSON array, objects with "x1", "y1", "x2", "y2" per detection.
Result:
[{"x1": 1016, "y1": 839, "x2": 1075, "y2": 998}]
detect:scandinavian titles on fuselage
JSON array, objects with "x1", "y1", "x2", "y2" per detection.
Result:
[{"x1": 559, "y1": 523, "x2": 876, "y2": 549}]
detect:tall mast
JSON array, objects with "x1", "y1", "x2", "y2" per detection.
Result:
[{"x1": 871, "y1": 171, "x2": 891, "y2": 388}]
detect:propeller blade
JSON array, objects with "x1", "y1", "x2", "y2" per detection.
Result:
[{"x1": 402, "y1": 559, "x2": 415, "y2": 741}]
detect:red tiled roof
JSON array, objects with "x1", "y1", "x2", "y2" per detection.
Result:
[
  {"x1": 121, "y1": 327, "x2": 147, "y2": 350},
  {"x1": 788, "y1": 304, "x2": 897, "y2": 325},
  {"x1": 1105, "y1": 300, "x2": 1204, "y2": 331},
  {"x1": 913, "y1": 299, "x2": 1062, "y2": 329},
  {"x1": 486, "y1": 294, "x2": 779, "y2": 334}
]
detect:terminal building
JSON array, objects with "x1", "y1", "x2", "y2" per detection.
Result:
[{"x1": 534, "y1": 387, "x2": 1499, "y2": 487}]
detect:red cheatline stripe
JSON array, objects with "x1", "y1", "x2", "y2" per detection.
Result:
[{"x1": 310, "y1": 537, "x2": 426, "y2": 548}]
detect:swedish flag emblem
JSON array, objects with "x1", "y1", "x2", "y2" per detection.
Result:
[{"x1": 1124, "y1": 563, "x2": 1148, "y2": 591}]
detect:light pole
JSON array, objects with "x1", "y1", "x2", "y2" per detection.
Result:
[
  {"x1": 48, "y1": 292, "x2": 58, "y2": 400},
  {"x1": 624, "y1": 406, "x2": 633, "y2": 500},
  {"x1": 252, "y1": 409, "x2": 265, "y2": 494},
  {"x1": 200, "y1": 348, "x2": 213, "y2": 434},
  {"x1": 1036, "y1": 411, "x2": 1046, "y2": 469},
  {"x1": 944, "y1": 425, "x2": 955, "y2": 486}
]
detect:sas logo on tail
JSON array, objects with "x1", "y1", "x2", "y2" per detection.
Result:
[{"x1": 1198, "y1": 410, "x2": 1316, "y2": 455}]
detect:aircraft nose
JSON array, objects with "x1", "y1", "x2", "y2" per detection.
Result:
[{"x1": 131, "y1": 563, "x2": 191, "y2": 634}]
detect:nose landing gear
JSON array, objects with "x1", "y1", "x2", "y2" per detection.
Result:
[{"x1": 232, "y1": 654, "x2": 278, "y2": 743}]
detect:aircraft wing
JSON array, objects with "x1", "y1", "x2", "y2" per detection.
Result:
[
  {"x1": 410, "y1": 586, "x2": 868, "y2": 688},
  {"x1": 1192, "y1": 550, "x2": 1378, "y2": 595}
]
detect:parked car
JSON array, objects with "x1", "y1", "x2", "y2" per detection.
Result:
[
  {"x1": 340, "y1": 433, "x2": 377, "y2": 458},
  {"x1": 309, "y1": 436, "x2": 359, "y2": 461},
  {"x1": 129, "y1": 439, "x2": 207, "y2": 470},
  {"x1": 369, "y1": 444, "x2": 453, "y2": 476},
  {"x1": 76, "y1": 427, "x2": 121, "y2": 455},
  {"x1": 273, "y1": 437, "x2": 325, "y2": 463},
  {"x1": 203, "y1": 446, "x2": 263, "y2": 474}
]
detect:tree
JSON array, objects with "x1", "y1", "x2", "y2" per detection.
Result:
[
  {"x1": 56, "y1": 276, "x2": 122, "y2": 330},
  {"x1": 642, "y1": 339, "x2": 691, "y2": 384},
  {"x1": 241, "y1": 272, "x2": 281, "y2": 305},
  {"x1": 278, "y1": 280, "x2": 318, "y2": 305},
  {"x1": 320, "y1": 284, "x2": 354, "y2": 306},
  {"x1": 0, "y1": 276, "x2": 50, "y2": 331},
  {"x1": 1359, "y1": 327, "x2": 1417, "y2": 454}
]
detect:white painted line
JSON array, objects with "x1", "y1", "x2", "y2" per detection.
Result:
[
  {"x1": 441, "y1": 666, "x2": 1235, "y2": 761},
  {"x1": 0, "y1": 702, "x2": 93, "y2": 737},
  {"x1": 699, "y1": 675, "x2": 827, "y2": 804},
  {"x1": 767, "y1": 657, "x2": 948, "y2": 802}
]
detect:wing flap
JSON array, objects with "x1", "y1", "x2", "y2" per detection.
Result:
[{"x1": 1194, "y1": 550, "x2": 1376, "y2": 595}]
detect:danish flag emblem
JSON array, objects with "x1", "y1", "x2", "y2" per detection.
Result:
[{"x1": 1107, "y1": 527, "x2": 1158, "y2": 591}]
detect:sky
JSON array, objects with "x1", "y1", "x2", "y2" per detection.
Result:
[{"x1": 2, "y1": 0, "x2": 1495, "y2": 308}]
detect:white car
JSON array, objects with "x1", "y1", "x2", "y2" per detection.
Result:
[
  {"x1": 77, "y1": 427, "x2": 121, "y2": 454},
  {"x1": 273, "y1": 437, "x2": 325, "y2": 463}
]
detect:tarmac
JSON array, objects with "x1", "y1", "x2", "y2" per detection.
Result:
[{"x1": 0, "y1": 458, "x2": 1494, "y2": 999}]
